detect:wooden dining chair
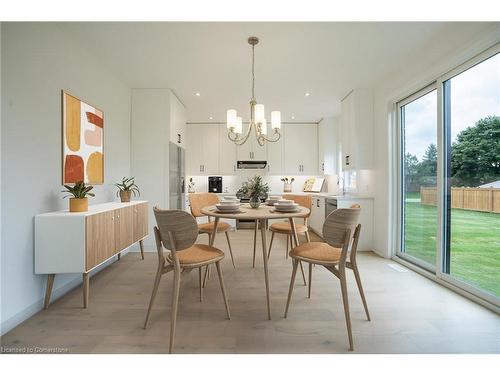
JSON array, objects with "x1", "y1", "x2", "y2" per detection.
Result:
[
  {"x1": 284, "y1": 207, "x2": 371, "y2": 351},
  {"x1": 188, "y1": 193, "x2": 236, "y2": 268},
  {"x1": 264, "y1": 194, "x2": 312, "y2": 284},
  {"x1": 143, "y1": 208, "x2": 231, "y2": 353}
]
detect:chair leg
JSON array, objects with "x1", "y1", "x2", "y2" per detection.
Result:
[
  {"x1": 225, "y1": 232, "x2": 236, "y2": 268},
  {"x1": 169, "y1": 270, "x2": 181, "y2": 354},
  {"x1": 308, "y1": 262, "x2": 312, "y2": 298},
  {"x1": 252, "y1": 221, "x2": 258, "y2": 268},
  {"x1": 267, "y1": 231, "x2": 275, "y2": 259},
  {"x1": 144, "y1": 268, "x2": 162, "y2": 329},
  {"x1": 284, "y1": 259, "x2": 299, "y2": 318},
  {"x1": 339, "y1": 270, "x2": 354, "y2": 351},
  {"x1": 299, "y1": 261, "x2": 307, "y2": 286},
  {"x1": 305, "y1": 230, "x2": 311, "y2": 243},
  {"x1": 198, "y1": 267, "x2": 203, "y2": 302},
  {"x1": 286, "y1": 234, "x2": 289, "y2": 259},
  {"x1": 215, "y1": 261, "x2": 231, "y2": 320},
  {"x1": 352, "y1": 263, "x2": 371, "y2": 321},
  {"x1": 202, "y1": 265, "x2": 209, "y2": 288}
]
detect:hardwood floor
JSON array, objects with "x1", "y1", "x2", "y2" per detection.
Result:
[{"x1": 1, "y1": 229, "x2": 499, "y2": 353}]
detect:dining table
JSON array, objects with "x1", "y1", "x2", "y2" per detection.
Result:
[{"x1": 200, "y1": 203, "x2": 310, "y2": 320}]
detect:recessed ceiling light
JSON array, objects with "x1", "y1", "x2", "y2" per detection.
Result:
[
  {"x1": 305, "y1": 92, "x2": 310, "y2": 97},
  {"x1": 195, "y1": 92, "x2": 201, "y2": 96},
  {"x1": 209, "y1": 116, "x2": 213, "y2": 120},
  {"x1": 291, "y1": 116, "x2": 295, "y2": 120}
]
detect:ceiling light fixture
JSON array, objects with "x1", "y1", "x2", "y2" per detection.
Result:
[
  {"x1": 195, "y1": 92, "x2": 201, "y2": 96},
  {"x1": 305, "y1": 92, "x2": 310, "y2": 97},
  {"x1": 209, "y1": 116, "x2": 213, "y2": 120},
  {"x1": 226, "y1": 36, "x2": 281, "y2": 146},
  {"x1": 291, "y1": 116, "x2": 295, "y2": 120}
]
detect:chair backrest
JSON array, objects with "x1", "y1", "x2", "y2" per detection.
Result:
[
  {"x1": 350, "y1": 203, "x2": 361, "y2": 209},
  {"x1": 153, "y1": 207, "x2": 199, "y2": 256},
  {"x1": 188, "y1": 193, "x2": 220, "y2": 217},
  {"x1": 283, "y1": 194, "x2": 312, "y2": 217},
  {"x1": 322, "y1": 208, "x2": 361, "y2": 249},
  {"x1": 350, "y1": 223, "x2": 362, "y2": 264}
]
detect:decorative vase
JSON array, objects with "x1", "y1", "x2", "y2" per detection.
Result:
[
  {"x1": 283, "y1": 183, "x2": 292, "y2": 193},
  {"x1": 188, "y1": 185, "x2": 195, "y2": 193},
  {"x1": 119, "y1": 190, "x2": 131, "y2": 202},
  {"x1": 249, "y1": 196, "x2": 261, "y2": 209},
  {"x1": 69, "y1": 197, "x2": 88, "y2": 212}
]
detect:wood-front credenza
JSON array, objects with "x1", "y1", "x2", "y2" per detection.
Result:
[{"x1": 35, "y1": 201, "x2": 148, "y2": 308}]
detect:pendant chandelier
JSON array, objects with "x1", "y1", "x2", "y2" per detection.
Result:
[{"x1": 226, "y1": 36, "x2": 281, "y2": 146}]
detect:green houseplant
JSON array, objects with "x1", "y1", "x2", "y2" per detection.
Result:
[
  {"x1": 115, "y1": 177, "x2": 140, "y2": 202},
  {"x1": 239, "y1": 175, "x2": 269, "y2": 208},
  {"x1": 62, "y1": 181, "x2": 95, "y2": 212}
]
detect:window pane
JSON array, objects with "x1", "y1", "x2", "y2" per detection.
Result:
[
  {"x1": 401, "y1": 89, "x2": 438, "y2": 267},
  {"x1": 445, "y1": 52, "x2": 500, "y2": 297}
]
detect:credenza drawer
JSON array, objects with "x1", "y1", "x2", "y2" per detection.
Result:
[{"x1": 86, "y1": 210, "x2": 115, "y2": 271}]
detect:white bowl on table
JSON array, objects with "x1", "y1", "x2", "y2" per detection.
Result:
[
  {"x1": 222, "y1": 196, "x2": 239, "y2": 202},
  {"x1": 215, "y1": 203, "x2": 240, "y2": 212},
  {"x1": 274, "y1": 202, "x2": 299, "y2": 212},
  {"x1": 218, "y1": 200, "x2": 240, "y2": 206}
]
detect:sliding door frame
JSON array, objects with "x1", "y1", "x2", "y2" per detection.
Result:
[
  {"x1": 395, "y1": 83, "x2": 438, "y2": 273},
  {"x1": 395, "y1": 43, "x2": 500, "y2": 309}
]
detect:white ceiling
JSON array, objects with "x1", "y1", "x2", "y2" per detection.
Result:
[{"x1": 59, "y1": 22, "x2": 493, "y2": 122}]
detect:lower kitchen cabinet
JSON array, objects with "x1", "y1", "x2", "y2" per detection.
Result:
[
  {"x1": 309, "y1": 196, "x2": 325, "y2": 236},
  {"x1": 35, "y1": 201, "x2": 149, "y2": 309}
]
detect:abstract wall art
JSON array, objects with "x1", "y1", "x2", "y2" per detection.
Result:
[{"x1": 62, "y1": 91, "x2": 104, "y2": 184}]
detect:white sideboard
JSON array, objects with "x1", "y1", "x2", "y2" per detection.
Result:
[{"x1": 35, "y1": 201, "x2": 148, "y2": 308}]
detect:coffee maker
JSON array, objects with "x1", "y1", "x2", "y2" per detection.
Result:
[{"x1": 208, "y1": 176, "x2": 222, "y2": 193}]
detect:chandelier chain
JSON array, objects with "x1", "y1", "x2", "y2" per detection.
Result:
[{"x1": 252, "y1": 44, "x2": 255, "y2": 99}]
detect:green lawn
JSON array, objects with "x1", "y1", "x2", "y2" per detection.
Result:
[{"x1": 403, "y1": 195, "x2": 500, "y2": 297}]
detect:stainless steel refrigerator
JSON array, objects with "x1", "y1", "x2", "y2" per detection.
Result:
[{"x1": 169, "y1": 142, "x2": 185, "y2": 210}]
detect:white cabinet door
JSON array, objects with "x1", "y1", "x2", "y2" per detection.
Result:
[
  {"x1": 236, "y1": 123, "x2": 253, "y2": 160},
  {"x1": 284, "y1": 124, "x2": 318, "y2": 175},
  {"x1": 219, "y1": 124, "x2": 237, "y2": 174},
  {"x1": 170, "y1": 93, "x2": 186, "y2": 148},
  {"x1": 266, "y1": 137, "x2": 283, "y2": 174},
  {"x1": 186, "y1": 125, "x2": 203, "y2": 175},
  {"x1": 252, "y1": 136, "x2": 267, "y2": 160},
  {"x1": 200, "y1": 124, "x2": 219, "y2": 175},
  {"x1": 309, "y1": 197, "x2": 325, "y2": 236},
  {"x1": 318, "y1": 117, "x2": 338, "y2": 176}
]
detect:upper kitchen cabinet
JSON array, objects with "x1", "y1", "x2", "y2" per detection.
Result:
[
  {"x1": 186, "y1": 124, "x2": 219, "y2": 175},
  {"x1": 219, "y1": 124, "x2": 237, "y2": 174},
  {"x1": 340, "y1": 89, "x2": 373, "y2": 170},
  {"x1": 318, "y1": 116, "x2": 338, "y2": 175},
  {"x1": 169, "y1": 92, "x2": 187, "y2": 148},
  {"x1": 266, "y1": 132, "x2": 283, "y2": 174},
  {"x1": 236, "y1": 123, "x2": 267, "y2": 161},
  {"x1": 283, "y1": 123, "x2": 318, "y2": 175}
]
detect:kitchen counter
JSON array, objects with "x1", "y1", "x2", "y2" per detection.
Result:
[{"x1": 215, "y1": 192, "x2": 374, "y2": 200}]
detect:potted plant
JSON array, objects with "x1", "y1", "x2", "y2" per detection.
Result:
[
  {"x1": 241, "y1": 175, "x2": 269, "y2": 209},
  {"x1": 62, "y1": 181, "x2": 95, "y2": 212},
  {"x1": 188, "y1": 177, "x2": 195, "y2": 193},
  {"x1": 115, "y1": 177, "x2": 140, "y2": 202}
]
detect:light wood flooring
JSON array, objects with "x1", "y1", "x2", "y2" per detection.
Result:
[{"x1": 1, "y1": 229, "x2": 499, "y2": 353}]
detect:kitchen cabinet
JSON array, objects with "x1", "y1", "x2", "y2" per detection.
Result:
[
  {"x1": 309, "y1": 196, "x2": 325, "y2": 236},
  {"x1": 35, "y1": 201, "x2": 149, "y2": 309},
  {"x1": 284, "y1": 124, "x2": 318, "y2": 175},
  {"x1": 340, "y1": 89, "x2": 373, "y2": 170},
  {"x1": 218, "y1": 124, "x2": 237, "y2": 174},
  {"x1": 186, "y1": 124, "x2": 219, "y2": 175},
  {"x1": 318, "y1": 117, "x2": 338, "y2": 175},
  {"x1": 236, "y1": 123, "x2": 267, "y2": 161},
  {"x1": 170, "y1": 93, "x2": 187, "y2": 148},
  {"x1": 266, "y1": 134, "x2": 283, "y2": 174}
]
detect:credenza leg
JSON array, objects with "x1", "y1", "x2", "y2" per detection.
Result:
[
  {"x1": 83, "y1": 273, "x2": 89, "y2": 308},
  {"x1": 44, "y1": 274, "x2": 55, "y2": 309},
  {"x1": 139, "y1": 239, "x2": 145, "y2": 260},
  {"x1": 117, "y1": 253, "x2": 121, "y2": 260}
]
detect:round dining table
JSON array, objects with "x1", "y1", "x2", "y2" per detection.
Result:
[{"x1": 201, "y1": 203, "x2": 310, "y2": 320}]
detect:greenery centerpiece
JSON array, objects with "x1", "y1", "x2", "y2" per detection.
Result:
[
  {"x1": 237, "y1": 175, "x2": 269, "y2": 208},
  {"x1": 62, "y1": 181, "x2": 95, "y2": 212},
  {"x1": 115, "y1": 177, "x2": 140, "y2": 202}
]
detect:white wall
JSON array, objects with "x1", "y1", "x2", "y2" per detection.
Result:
[
  {"x1": 371, "y1": 24, "x2": 500, "y2": 258},
  {"x1": 0, "y1": 23, "x2": 131, "y2": 334}
]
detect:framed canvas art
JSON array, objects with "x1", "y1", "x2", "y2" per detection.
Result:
[{"x1": 62, "y1": 91, "x2": 104, "y2": 184}]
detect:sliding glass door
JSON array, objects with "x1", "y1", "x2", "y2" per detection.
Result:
[
  {"x1": 443, "y1": 52, "x2": 500, "y2": 298},
  {"x1": 397, "y1": 44, "x2": 499, "y2": 305},
  {"x1": 398, "y1": 87, "x2": 438, "y2": 270}
]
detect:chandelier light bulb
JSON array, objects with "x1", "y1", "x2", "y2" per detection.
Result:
[
  {"x1": 261, "y1": 119, "x2": 268, "y2": 135},
  {"x1": 235, "y1": 116, "x2": 243, "y2": 134},
  {"x1": 227, "y1": 109, "x2": 237, "y2": 129},
  {"x1": 271, "y1": 111, "x2": 281, "y2": 129},
  {"x1": 254, "y1": 104, "x2": 265, "y2": 124}
]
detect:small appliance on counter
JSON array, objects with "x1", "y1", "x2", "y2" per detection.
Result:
[{"x1": 208, "y1": 176, "x2": 222, "y2": 193}]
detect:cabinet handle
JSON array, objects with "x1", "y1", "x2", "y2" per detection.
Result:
[
  {"x1": 117, "y1": 215, "x2": 120, "y2": 218},
  {"x1": 317, "y1": 199, "x2": 320, "y2": 208},
  {"x1": 112, "y1": 216, "x2": 115, "y2": 221}
]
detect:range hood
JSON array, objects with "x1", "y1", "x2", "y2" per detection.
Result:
[{"x1": 237, "y1": 160, "x2": 267, "y2": 169}]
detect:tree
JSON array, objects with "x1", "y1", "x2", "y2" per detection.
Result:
[
  {"x1": 417, "y1": 143, "x2": 437, "y2": 186},
  {"x1": 451, "y1": 116, "x2": 500, "y2": 187},
  {"x1": 404, "y1": 153, "x2": 419, "y2": 191}
]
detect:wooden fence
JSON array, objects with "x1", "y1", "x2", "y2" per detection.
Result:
[{"x1": 420, "y1": 187, "x2": 500, "y2": 213}]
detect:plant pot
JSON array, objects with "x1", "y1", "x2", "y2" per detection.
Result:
[
  {"x1": 69, "y1": 197, "x2": 88, "y2": 212},
  {"x1": 119, "y1": 190, "x2": 131, "y2": 202},
  {"x1": 249, "y1": 196, "x2": 261, "y2": 209}
]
